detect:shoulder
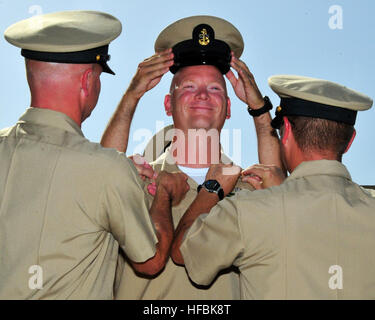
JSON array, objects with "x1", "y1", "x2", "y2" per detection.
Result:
[
  {"x1": 234, "y1": 184, "x2": 285, "y2": 204},
  {"x1": 221, "y1": 186, "x2": 287, "y2": 246},
  {"x1": 227, "y1": 184, "x2": 287, "y2": 225},
  {"x1": 65, "y1": 138, "x2": 137, "y2": 178},
  {"x1": 68, "y1": 138, "x2": 124, "y2": 162},
  {"x1": 0, "y1": 126, "x2": 14, "y2": 138}
]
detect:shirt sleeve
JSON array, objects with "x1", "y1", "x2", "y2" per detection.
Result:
[
  {"x1": 102, "y1": 154, "x2": 158, "y2": 263},
  {"x1": 180, "y1": 197, "x2": 244, "y2": 286}
]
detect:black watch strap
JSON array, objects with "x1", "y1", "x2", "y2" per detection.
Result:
[
  {"x1": 247, "y1": 96, "x2": 273, "y2": 117},
  {"x1": 217, "y1": 187, "x2": 225, "y2": 200}
]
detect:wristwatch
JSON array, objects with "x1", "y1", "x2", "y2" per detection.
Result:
[
  {"x1": 197, "y1": 180, "x2": 225, "y2": 201},
  {"x1": 247, "y1": 96, "x2": 273, "y2": 117}
]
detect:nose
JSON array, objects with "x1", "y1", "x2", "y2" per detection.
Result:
[{"x1": 195, "y1": 86, "x2": 209, "y2": 100}]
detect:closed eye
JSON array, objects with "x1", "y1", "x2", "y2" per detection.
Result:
[
  {"x1": 208, "y1": 86, "x2": 224, "y2": 92},
  {"x1": 181, "y1": 82, "x2": 196, "y2": 90}
]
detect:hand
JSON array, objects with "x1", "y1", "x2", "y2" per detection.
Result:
[
  {"x1": 225, "y1": 52, "x2": 265, "y2": 109},
  {"x1": 129, "y1": 154, "x2": 158, "y2": 195},
  {"x1": 241, "y1": 164, "x2": 286, "y2": 190},
  {"x1": 156, "y1": 171, "x2": 190, "y2": 206},
  {"x1": 205, "y1": 164, "x2": 241, "y2": 196},
  {"x1": 126, "y1": 49, "x2": 174, "y2": 100}
]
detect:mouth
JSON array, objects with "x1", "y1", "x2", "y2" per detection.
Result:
[{"x1": 189, "y1": 104, "x2": 214, "y2": 111}]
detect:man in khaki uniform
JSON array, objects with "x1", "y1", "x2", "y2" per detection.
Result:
[
  {"x1": 101, "y1": 16, "x2": 283, "y2": 299},
  {"x1": 0, "y1": 11, "x2": 189, "y2": 300},
  {"x1": 172, "y1": 75, "x2": 375, "y2": 299}
]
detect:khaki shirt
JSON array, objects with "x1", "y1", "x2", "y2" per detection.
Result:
[
  {"x1": 115, "y1": 147, "x2": 254, "y2": 300},
  {"x1": 181, "y1": 160, "x2": 375, "y2": 299},
  {"x1": 0, "y1": 108, "x2": 157, "y2": 300}
]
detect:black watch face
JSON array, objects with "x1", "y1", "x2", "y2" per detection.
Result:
[{"x1": 205, "y1": 180, "x2": 220, "y2": 191}]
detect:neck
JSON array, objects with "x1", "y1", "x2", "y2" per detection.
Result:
[
  {"x1": 26, "y1": 60, "x2": 85, "y2": 127},
  {"x1": 170, "y1": 128, "x2": 222, "y2": 168},
  {"x1": 289, "y1": 150, "x2": 340, "y2": 173},
  {"x1": 30, "y1": 95, "x2": 83, "y2": 127}
]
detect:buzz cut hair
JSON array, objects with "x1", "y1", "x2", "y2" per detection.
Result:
[{"x1": 286, "y1": 116, "x2": 355, "y2": 161}]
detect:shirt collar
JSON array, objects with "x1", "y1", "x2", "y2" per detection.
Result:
[
  {"x1": 286, "y1": 160, "x2": 352, "y2": 182},
  {"x1": 156, "y1": 145, "x2": 236, "y2": 189},
  {"x1": 159, "y1": 145, "x2": 234, "y2": 170},
  {"x1": 17, "y1": 107, "x2": 84, "y2": 137}
]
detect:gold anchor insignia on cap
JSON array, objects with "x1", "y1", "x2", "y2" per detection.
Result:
[
  {"x1": 198, "y1": 28, "x2": 210, "y2": 46},
  {"x1": 96, "y1": 55, "x2": 101, "y2": 61},
  {"x1": 277, "y1": 106, "x2": 282, "y2": 113}
]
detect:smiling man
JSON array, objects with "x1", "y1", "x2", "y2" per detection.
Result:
[{"x1": 101, "y1": 15, "x2": 283, "y2": 299}]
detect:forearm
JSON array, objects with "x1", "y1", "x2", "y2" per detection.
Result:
[
  {"x1": 253, "y1": 112, "x2": 285, "y2": 172},
  {"x1": 171, "y1": 190, "x2": 219, "y2": 265},
  {"x1": 100, "y1": 91, "x2": 140, "y2": 153},
  {"x1": 131, "y1": 186, "x2": 174, "y2": 275}
]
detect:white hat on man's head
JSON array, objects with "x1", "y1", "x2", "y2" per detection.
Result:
[
  {"x1": 155, "y1": 15, "x2": 244, "y2": 74},
  {"x1": 4, "y1": 10, "x2": 122, "y2": 74},
  {"x1": 268, "y1": 75, "x2": 373, "y2": 129}
]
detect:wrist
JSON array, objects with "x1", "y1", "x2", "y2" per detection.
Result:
[
  {"x1": 253, "y1": 111, "x2": 272, "y2": 123},
  {"x1": 123, "y1": 90, "x2": 142, "y2": 103},
  {"x1": 248, "y1": 96, "x2": 273, "y2": 117},
  {"x1": 197, "y1": 179, "x2": 225, "y2": 201},
  {"x1": 155, "y1": 183, "x2": 172, "y2": 203},
  {"x1": 195, "y1": 188, "x2": 220, "y2": 209},
  {"x1": 249, "y1": 97, "x2": 266, "y2": 110}
]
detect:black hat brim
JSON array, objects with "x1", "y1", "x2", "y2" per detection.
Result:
[
  {"x1": 21, "y1": 45, "x2": 115, "y2": 75},
  {"x1": 170, "y1": 39, "x2": 231, "y2": 74}
]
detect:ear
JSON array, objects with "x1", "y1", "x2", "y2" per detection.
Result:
[
  {"x1": 226, "y1": 97, "x2": 231, "y2": 119},
  {"x1": 81, "y1": 68, "x2": 93, "y2": 98},
  {"x1": 281, "y1": 116, "x2": 291, "y2": 145},
  {"x1": 343, "y1": 129, "x2": 356, "y2": 154},
  {"x1": 164, "y1": 94, "x2": 172, "y2": 116}
]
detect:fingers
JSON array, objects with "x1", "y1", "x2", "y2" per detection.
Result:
[
  {"x1": 230, "y1": 52, "x2": 260, "y2": 93},
  {"x1": 138, "y1": 61, "x2": 172, "y2": 78},
  {"x1": 232, "y1": 60, "x2": 254, "y2": 89},
  {"x1": 225, "y1": 70, "x2": 238, "y2": 89},
  {"x1": 230, "y1": 52, "x2": 252, "y2": 76},
  {"x1": 241, "y1": 165, "x2": 272, "y2": 179},
  {"x1": 171, "y1": 172, "x2": 190, "y2": 206},
  {"x1": 142, "y1": 48, "x2": 173, "y2": 64},
  {"x1": 137, "y1": 61, "x2": 172, "y2": 83},
  {"x1": 132, "y1": 154, "x2": 152, "y2": 167},
  {"x1": 130, "y1": 153, "x2": 147, "y2": 165},
  {"x1": 226, "y1": 52, "x2": 263, "y2": 107},
  {"x1": 129, "y1": 154, "x2": 155, "y2": 180},
  {"x1": 241, "y1": 164, "x2": 286, "y2": 189},
  {"x1": 138, "y1": 49, "x2": 174, "y2": 72},
  {"x1": 241, "y1": 165, "x2": 257, "y2": 177},
  {"x1": 241, "y1": 175, "x2": 264, "y2": 190},
  {"x1": 131, "y1": 49, "x2": 174, "y2": 91},
  {"x1": 176, "y1": 172, "x2": 190, "y2": 190},
  {"x1": 147, "y1": 182, "x2": 157, "y2": 196},
  {"x1": 241, "y1": 172, "x2": 262, "y2": 181},
  {"x1": 139, "y1": 167, "x2": 155, "y2": 180},
  {"x1": 152, "y1": 172, "x2": 158, "y2": 181}
]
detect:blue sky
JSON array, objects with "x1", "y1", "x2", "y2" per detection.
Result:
[{"x1": 0, "y1": 0, "x2": 374, "y2": 184}]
